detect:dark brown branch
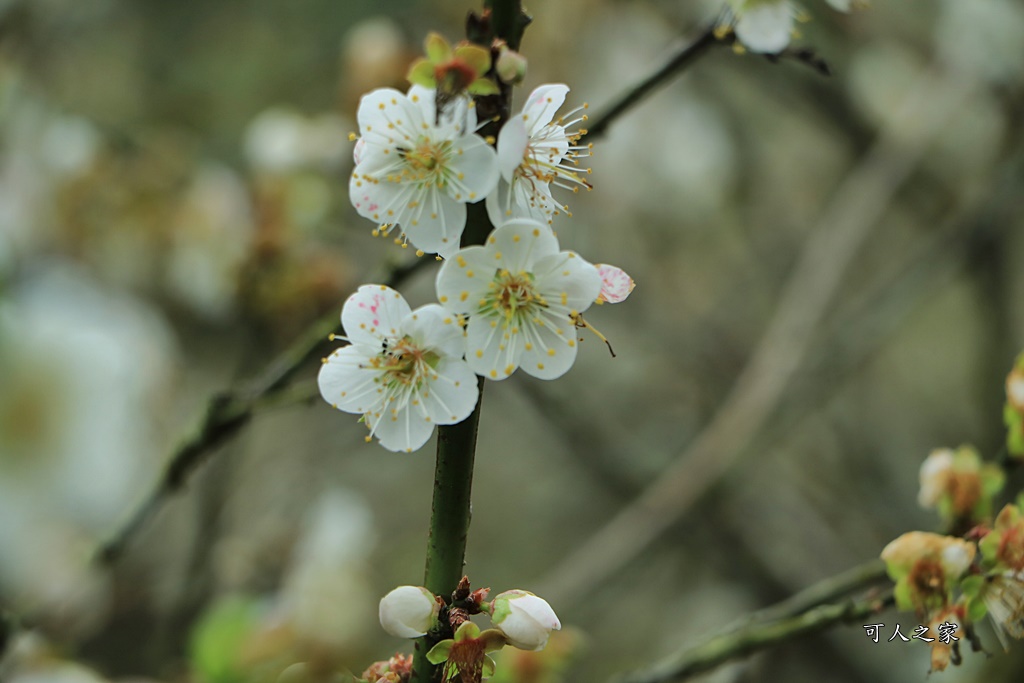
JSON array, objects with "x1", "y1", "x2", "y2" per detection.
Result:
[
  {"x1": 583, "y1": 25, "x2": 831, "y2": 143},
  {"x1": 96, "y1": 257, "x2": 430, "y2": 565}
]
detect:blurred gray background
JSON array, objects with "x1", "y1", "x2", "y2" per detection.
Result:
[{"x1": 1, "y1": 0, "x2": 1023, "y2": 681}]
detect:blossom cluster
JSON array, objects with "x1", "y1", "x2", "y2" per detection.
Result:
[
  {"x1": 373, "y1": 583, "x2": 561, "y2": 682},
  {"x1": 319, "y1": 56, "x2": 633, "y2": 452}
]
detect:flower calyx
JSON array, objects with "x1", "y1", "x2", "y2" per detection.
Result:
[
  {"x1": 407, "y1": 32, "x2": 499, "y2": 104},
  {"x1": 426, "y1": 621, "x2": 507, "y2": 683}
]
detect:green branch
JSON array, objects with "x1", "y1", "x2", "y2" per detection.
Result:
[{"x1": 615, "y1": 587, "x2": 894, "y2": 683}]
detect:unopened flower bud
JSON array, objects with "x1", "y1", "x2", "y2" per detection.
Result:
[
  {"x1": 489, "y1": 589, "x2": 560, "y2": 651},
  {"x1": 379, "y1": 585, "x2": 440, "y2": 638},
  {"x1": 595, "y1": 264, "x2": 635, "y2": 304},
  {"x1": 495, "y1": 45, "x2": 528, "y2": 84}
]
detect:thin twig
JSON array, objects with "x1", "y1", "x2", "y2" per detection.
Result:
[
  {"x1": 583, "y1": 23, "x2": 831, "y2": 143},
  {"x1": 583, "y1": 26, "x2": 718, "y2": 142},
  {"x1": 614, "y1": 590, "x2": 894, "y2": 683},
  {"x1": 538, "y1": 70, "x2": 975, "y2": 605},
  {"x1": 96, "y1": 257, "x2": 430, "y2": 565}
]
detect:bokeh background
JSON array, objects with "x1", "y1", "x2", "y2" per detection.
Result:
[{"x1": 1, "y1": 0, "x2": 1024, "y2": 681}]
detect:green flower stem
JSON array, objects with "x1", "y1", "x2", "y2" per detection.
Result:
[
  {"x1": 410, "y1": 2, "x2": 526, "y2": 677},
  {"x1": 484, "y1": 0, "x2": 527, "y2": 50},
  {"x1": 411, "y1": 377, "x2": 485, "y2": 682}
]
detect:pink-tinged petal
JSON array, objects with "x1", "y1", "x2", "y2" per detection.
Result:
[
  {"x1": 484, "y1": 219, "x2": 559, "y2": 273},
  {"x1": 368, "y1": 403, "x2": 436, "y2": 453},
  {"x1": 401, "y1": 304, "x2": 465, "y2": 359},
  {"x1": 349, "y1": 163, "x2": 407, "y2": 224},
  {"x1": 353, "y1": 138, "x2": 366, "y2": 166},
  {"x1": 532, "y1": 251, "x2": 601, "y2": 314},
  {"x1": 464, "y1": 313, "x2": 523, "y2": 380},
  {"x1": 341, "y1": 284, "x2": 411, "y2": 346},
  {"x1": 436, "y1": 245, "x2": 498, "y2": 314},
  {"x1": 518, "y1": 311, "x2": 578, "y2": 380},
  {"x1": 496, "y1": 117, "x2": 529, "y2": 182},
  {"x1": 595, "y1": 264, "x2": 635, "y2": 304},
  {"x1": 519, "y1": 84, "x2": 570, "y2": 136},
  {"x1": 447, "y1": 134, "x2": 499, "y2": 200},
  {"x1": 735, "y1": 3, "x2": 793, "y2": 54},
  {"x1": 402, "y1": 189, "x2": 467, "y2": 259},
  {"x1": 421, "y1": 357, "x2": 479, "y2": 424},
  {"x1": 318, "y1": 345, "x2": 385, "y2": 414}
]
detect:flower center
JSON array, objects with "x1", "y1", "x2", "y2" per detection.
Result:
[
  {"x1": 482, "y1": 269, "x2": 545, "y2": 321},
  {"x1": 371, "y1": 337, "x2": 440, "y2": 387},
  {"x1": 399, "y1": 136, "x2": 450, "y2": 182}
]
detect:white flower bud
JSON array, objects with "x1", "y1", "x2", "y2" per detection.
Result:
[
  {"x1": 489, "y1": 589, "x2": 561, "y2": 651},
  {"x1": 378, "y1": 586, "x2": 439, "y2": 638}
]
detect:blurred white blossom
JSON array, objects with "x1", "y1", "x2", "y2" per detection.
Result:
[{"x1": 0, "y1": 263, "x2": 176, "y2": 634}]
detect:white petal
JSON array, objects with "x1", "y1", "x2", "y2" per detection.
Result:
[
  {"x1": 486, "y1": 176, "x2": 560, "y2": 226},
  {"x1": 519, "y1": 84, "x2": 570, "y2": 136},
  {"x1": 357, "y1": 88, "x2": 424, "y2": 141},
  {"x1": 735, "y1": 3, "x2": 794, "y2": 53},
  {"x1": 406, "y1": 85, "x2": 437, "y2": 124},
  {"x1": 401, "y1": 304, "x2": 465, "y2": 359},
  {"x1": 421, "y1": 357, "x2": 479, "y2": 424},
  {"x1": 825, "y1": 0, "x2": 851, "y2": 11},
  {"x1": 496, "y1": 117, "x2": 529, "y2": 182},
  {"x1": 447, "y1": 134, "x2": 500, "y2": 201},
  {"x1": 402, "y1": 189, "x2": 467, "y2": 258},
  {"x1": 318, "y1": 345, "x2": 385, "y2": 414},
  {"x1": 532, "y1": 251, "x2": 601, "y2": 313},
  {"x1": 368, "y1": 402, "x2": 436, "y2": 453},
  {"x1": 436, "y1": 245, "x2": 498, "y2": 315},
  {"x1": 465, "y1": 313, "x2": 522, "y2": 380},
  {"x1": 486, "y1": 219, "x2": 559, "y2": 273},
  {"x1": 518, "y1": 311, "x2": 579, "y2": 380},
  {"x1": 341, "y1": 284, "x2": 411, "y2": 345}
]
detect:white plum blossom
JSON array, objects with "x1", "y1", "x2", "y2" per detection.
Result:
[
  {"x1": 727, "y1": 0, "x2": 797, "y2": 54},
  {"x1": 318, "y1": 285, "x2": 479, "y2": 452},
  {"x1": 595, "y1": 264, "x2": 635, "y2": 304},
  {"x1": 379, "y1": 585, "x2": 440, "y2": 638},
  {"x1": 436, "y1": 219, "x2": 601, "y2": 381},
  {"x1": 724, "y1": 0, "x2": 857, "y2": 53},
  {"x1": 349, "y1": 86, "x2": 498, "y2": 258},
  {"x1": 486, "y1": 84, "x2": 592, "y2": 227},
  {"x1": 489, "y1": 590, "x2": 561, "y2": 651}
]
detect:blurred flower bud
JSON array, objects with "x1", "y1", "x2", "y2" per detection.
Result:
[
  {"x1": 489, "y1": 590, "x2": 561, "y2": 651},
  {"x1": 379, "y1": 586, "x2": 440, "y2": 638},
  {"x1": 1007, "y1": 362, "x2": 1024, "y2": 414},
  {"x1": 917, "y1": 446, "x2": 1004, "y2": 527},
  {"x1": 495, "y1": 45, "x2": 528, "y2": 84}
]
